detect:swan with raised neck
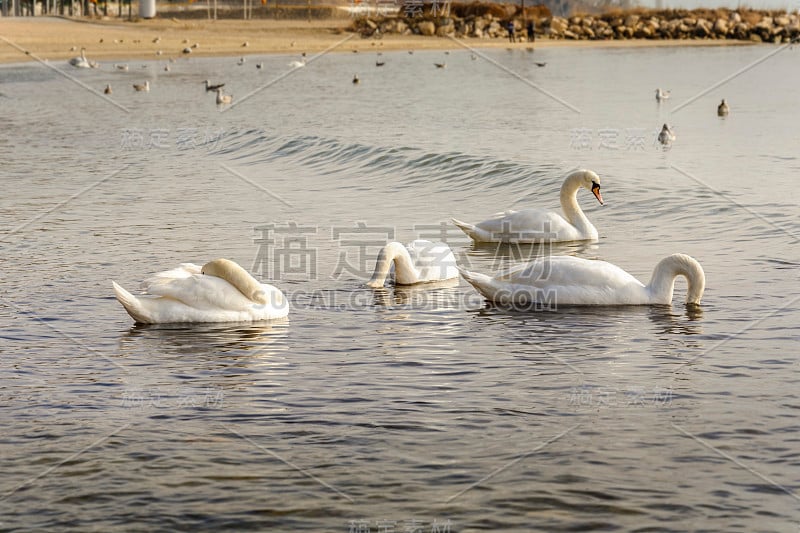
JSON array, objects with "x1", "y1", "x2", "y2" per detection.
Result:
[
  {"x1": 367, "y1": 240, "x2": 458, "y2": 288},
  {"x1": 452, "y1": 169, "x2": 604, "y2": 243},
  {"x1": 458, "y1": 253, "x2": 705, "y2": 307}
]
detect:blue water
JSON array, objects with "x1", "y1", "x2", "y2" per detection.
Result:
[{"x1": 1, "y1": 43, "x2": 799, "y2": 531}]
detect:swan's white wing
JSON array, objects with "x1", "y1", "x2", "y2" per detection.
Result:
[
  {"x1": 463, "y1": 257, "x2": 650, "y2": 306},
  {"x1": 475, "y1": 209, "x2": 582, "y2": 241},
  {"x1": 144, "y1": 274, "x2": 255, "y2": 311}
]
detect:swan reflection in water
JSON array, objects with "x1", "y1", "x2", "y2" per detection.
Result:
[{"x1": 370, "y1": 278, "x2": 462, "y2": 308}]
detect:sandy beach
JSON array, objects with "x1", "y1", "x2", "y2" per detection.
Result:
[{"x1": 0, "y1": 16, "x2": 753, "y2": 65}]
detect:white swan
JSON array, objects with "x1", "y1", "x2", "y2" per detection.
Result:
[
  {"x1": 658, "y1": 123, "x2": 675, "y2": 145},
  {"x1": 367, "y1": 240, "x2": 458, "y2": 288},
  {"x1": 452, "y1": 169, "x2": 604, "y2": 244},
  {"x1": 112, "y1": 259, "x2": 289, "y2": 324},
  {"x1": 68, "y1": 48, "x2": 90, "y2": 68},
  {"x1": 655, "y1": 88, "x2": 671, "y2": 101},
  {"x1": 459, "y1": 253, "x2": 705, "y2": 307},
  {"x1": 717, "y1": 99, "x2": 729, "y2": 116}
]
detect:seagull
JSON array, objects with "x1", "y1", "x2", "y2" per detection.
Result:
[
  {"x1": 182, "y1": 47, "x2": 192, "y2": 54},
  {"x1": 204, "y1": 80, "x2": 225, "y2": 92},
  {"x1": 657, "y1": 123, "x2": 675, "y2": 145},
  {"x1": 215, "y1": 88, "x2": 232, "y2": 105},
  {"x1": 164, "y1": 65, "x2": 170, "y2": 72},
  {"x1": 156, "y1": 50, "x2": 163, "y2": 56},
  {"x1": 288, "y1": 59, "x2": 306, "y2": 68},
  {"x1": 256, "y1": 62, "x2": 264, "y2": 69},
  {"x1": 376, "y1": 60, "x2": 385, "y2": 67},
  {"x1": 115, "y1": 63, "x2": 129, "y2": 71},
  {"x1": 104, "y1": 84, "x2": 112, "y2": 94},
  {"x1": 434, "y1": 62, "x2": 446, "y2": 69},
  {"x1": 534, "y1": 61, "x2": 547, "y2": 67},
  {"x1": 237, "y1": 57, "x2": 246, "y2": 66},
  {"x1": 717, "y1": 98, "x2": 729, "y2": 116},
  {"x1": 242, "y1": 41, "x2": 249, "y2": 47},
  {"x1": 153, "y1": 36, "x2": 161, "y2": 43},
  {"x1": 655, "y1": 88, "x2": 671, "y2": 102},
  {"x1": 352, "y1": 74, "x2": 360, "y2": 84},
  {"x1": 133, "y1": 80, "x2": 150, "y2": 92}
]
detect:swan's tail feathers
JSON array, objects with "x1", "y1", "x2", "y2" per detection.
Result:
[
  {"x1": 457, "y1": 267, "x2": 494, "y2": 297},
  {"x1": 112, "y1": 281, "x2": 151, "y2": 324},
  {"x1": 451, "y1": 218, "x2": 478, "y2": 241}
]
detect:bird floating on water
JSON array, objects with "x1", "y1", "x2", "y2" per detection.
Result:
[
  {"x1": 133, "y1": 80, "x2": 150, "y2": 92},
  {"x1": 352, "y1": 74, "x2": 360, "y2": 84},
  {"x1": 215, "y1": 88, "x2": 232, "y2": 105},
  {"x1": 658, "y1": 123, "x2": 676, "y2": 145},
  {"x1": 115, "y1": 63, "x2": 129, "y2": 71},
  {"x1": 655, "y1": 88, "x2": 671, "y2": 102},
  {"x1": 717, "y1": 98, "x2": 729, "y2": 116},
  {"x1": 452, "y1": 169, "x2": 604, "y2": 244},
  {"x1": 112, "y1": 259, "x2": 289, "y2": 324},
  {"x1": 204, "y1": 80, "x2": 225, "y2": 92},
  {"x1": 434, "y1": 62, "x2": 446, "y2": 69},
  {"x1": 534, "y1": 61, "x2": 547, "y2": 67},
  {"x1": 366, "y1": 241, "x2": 459, "y2": 288},
  {"x1": 459, "y1": 253, "x2": 705, "y2": 307},
  {"x1": 104, "y1": 84, "x2": 112, "y2": 94},
  {"x1": 68, "y1": 47, "x2": 91, "y2": 68}
]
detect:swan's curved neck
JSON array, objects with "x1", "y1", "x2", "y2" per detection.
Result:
[
  {"x1": 202, "y1": 259, "x2": 266, "y2": 304},
  {"x1": 647, "y1": 254, "x2": 706, "y2": 305},
  {"x1": 559, "y1": 172, "x2": 592, "y2": 233},
  {"x1": 367, "y1": 242, "x2": 417, "y2": 287}
]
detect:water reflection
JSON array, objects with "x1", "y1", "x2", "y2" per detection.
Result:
[
  {"x1": 370, "y1": 279, "x2": 462, "y2": 308},
  {"x1": 118, "y1": 319, "x2": 290, "y2": 360}
]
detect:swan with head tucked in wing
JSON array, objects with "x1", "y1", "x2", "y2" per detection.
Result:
[
  {"x1": 112, "y1": 259, "x2": 288, "y2": 324},
  {"x1": 459, "y1": 253, "x2": 705, "y2": 307},
  {"x1": 452, "y1": 169, "x2": 604, "y2": 243},
  {"x1": 367, "y1": 240, "x2": 458, "y2": 288}
]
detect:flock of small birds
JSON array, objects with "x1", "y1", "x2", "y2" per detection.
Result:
[
  {"x1": 68, "y1": 37, "x2": 730, "y2": 124},
  {"x1": 655, "y1": 88, "x2": 729, "y2": 147}
]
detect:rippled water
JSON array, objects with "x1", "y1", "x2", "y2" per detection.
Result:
[{"x1": 1, "y1": 44, "x2": 799, "y2": 531}]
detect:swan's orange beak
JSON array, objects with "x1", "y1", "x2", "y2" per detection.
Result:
[{"x1": 591, "y1": 182, "x2": 604, "y2": 205}]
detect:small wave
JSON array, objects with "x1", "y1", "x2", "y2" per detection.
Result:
[{"x1": 208, "y1": 130, "x2": 556, "y2": 194}]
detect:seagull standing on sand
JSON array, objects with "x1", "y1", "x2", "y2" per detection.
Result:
[{"x1": 717, "y1": 99, "x2": 729, "y2": 116}]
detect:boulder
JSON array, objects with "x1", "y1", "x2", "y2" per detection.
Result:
[
  {"x1": 713, "y1": 18, "x2": 729, "y2": 35},
  {"x1": 550, "y1": 16, "x2": 568, "y2": 33},
  {"x1": 624, "y1": 14, "x2": 639, "y2": 27},
  {"x1": 418, "y1": 20, "x2": 435, "y2": 36}
]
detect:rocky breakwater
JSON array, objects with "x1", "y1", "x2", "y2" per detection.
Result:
[{"x1": 352, "y1": 8, "x2": 800, "y2": 44}]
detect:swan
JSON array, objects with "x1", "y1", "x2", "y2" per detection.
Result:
[
  {"x1": 367, "y1": 240, "x2": 459, "y2": 288},
  {"x1": 215, "y1": 88, "x2": 232, "y2": 105},
  {"x1": 68, "y1": 47, "x2": 90, "y2": 68},
  {"x1": 112, "y1": 259, "x2": 289, "y2": 324},
  {"x1": 458, "y1": 253, "x2": 705, "y2": 307},
  {"x1": 655, "y1": 88, "x2": 671, "y2": 101},
  {"x1": 717, "y1": 99, "x2": 729, "y2": 116},
  {"x1": 658, "y1": 123, "x2": 675, "y2": 145},
  {"x1": 452, "y1": 169, "x2": 603, "y2": 244}
]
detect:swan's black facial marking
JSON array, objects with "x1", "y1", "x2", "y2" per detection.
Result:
[{"x1": 591, "y1": 181, "x2": 604, "y2": 205}]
